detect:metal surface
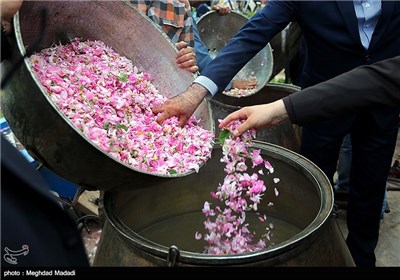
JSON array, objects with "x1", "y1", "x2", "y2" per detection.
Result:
[
  {"x1": 269, "y1": 22, "x2": 303, "y2": 81},
  {"x1": 210, "y1": 83, "x2": 302, "y2": 153},
  {"x1": 197, "y1": 11, "x2": 273, "y2": 94},
  {"x1": 1, "y1": 0, "x2": 215, "y2": 191},
  {"x1": 94, "y1": 142, "x2": 355, "y2": 267}
]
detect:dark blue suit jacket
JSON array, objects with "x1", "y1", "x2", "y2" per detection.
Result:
[
  {"x1": 202, "y1": 0, "x2": 400, "y2": 91},
  {"x1": 201, "y1": 0, "x2": 400, "y2": 128},
  {"x1": 1, "y1": 136, "x2": 89, "y2": 267}
]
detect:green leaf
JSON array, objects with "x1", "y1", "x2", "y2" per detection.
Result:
[
  {"x1": 169, "y1": 169, "x2": 177, "y2": 175},
  {"x1": 117, "y1": 73, "x2": 128, "y2": 82},
  {"x1": 218, "y1": 129, "x2": 231, "y2": 146},
  {"x1": 103, "y1": 122, "x2": 110, "y2": 130},
  {"x1": 115, "y1": 124, "x2": 128, "y2": 131},
  {"x1": 130, "y1": 150, "x2": 139, "y2": 158}
]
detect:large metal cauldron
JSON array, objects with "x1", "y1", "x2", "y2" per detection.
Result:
[
  {"x1": 1, "y1": 0, "x2": 214, "y2": 191},
  {"x1": 93, "y1": 142, "x2": 355, "y2": 266},
  {"x1": 197, "y1": 11, "x2": 273, "y2": 94},
  {"x1": 210, "y1": 83, "x2": 302, "y2": 153}
]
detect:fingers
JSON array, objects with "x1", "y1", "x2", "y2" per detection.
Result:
[
  {"x1": 218, "y1": 109, "x2": 247, "y2": 129},
  {"x1": 179, "y1": 115, "x2": 188, "y2": 128},
  {"x1": 153, "y1": 104, "x2": 172, "y2": 126},
  {"x1": 175, "y1": 41, "x2": 189, "y2": 50},
  {"x1": 220, "y1": 7, "x2": 231, "y2": 15},
  {"x1": 213, "y1": 5, "x2": 231, "y2": 15},
  {"x1": 155, "y1": 112, "x2": 169, "y2": 126},
  {"x1": 177, "y1": 61, "x2": 199, "y2": 73},
  {"x1": 219, "y1": 107, "x2": 255, "y2": 137},
  {"x1": 151, "y1": 105, "x2": 165, "y2": 125},
  {"x1": 151, "y1": 104, "x2": 163, "y2": 114},
  {"x1": 176, "y1": 46, "x2": 198, "y2": 72},
  {"x1": 233, "y1": 121, "x2": 252, "y2": 137},
  {"x1": 183, "y1": 65, "x2": 199, "y2": 73},
  {"x1": 176, "y1": 46, "x2": 196, "y2": 63},
  {"x1": 153, "y1": 106, "x2": 188, "y2": 128}
]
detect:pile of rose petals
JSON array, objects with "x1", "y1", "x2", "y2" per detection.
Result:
[
  {"x1": 223, "y1": 87, "x2": 257, "y2": 97},
  {"x1": 223, "y1": 76, "x2": 258, "y2": 97},
  {"x1": 30, "y1": 38, "x2": 214, "y2": 175}
]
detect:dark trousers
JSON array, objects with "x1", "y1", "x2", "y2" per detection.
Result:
[{"x1": 300, "y1": 108, "x2": 399, "y2": 267}]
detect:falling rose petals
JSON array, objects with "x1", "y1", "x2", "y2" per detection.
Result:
[
  {"x1": 195, "y1": 232, "x2": 202, "y2": 240},
  {"x1": 264, "y1": 161, "x2": 274, "y2": 174},
  {"x1": 273, "y1": 178, "x2": 280, "y2": 184},
  {"x1": 197, "y1": 120, "x2": 281, "y2": 255},
  {"x1": 274, "y1": 188, "x2": 279, "y2": 197},
  {"x1": 30, "y1": 38, "x2": 214, "y2": 175}
]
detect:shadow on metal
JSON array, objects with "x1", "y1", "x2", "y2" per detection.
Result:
[
  {"x1": 1, "y1": 0, "x2": 215, "y2": 192},
  {"x1": 94, "y1": 141, "x2": 355, "y2": 267},
  {"x1": 210, "y1": 83, "x2": 302, "y2": 153},
  {"x1": 197, "y1": 10, "x2": 273, "y2": 95}
]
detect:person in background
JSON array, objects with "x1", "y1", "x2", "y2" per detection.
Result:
[
  {"x1": 131, "y1": 0, "x2": 199, "y2": 73},
  {"x1": 1, "y1": 0, "x2": 89, "y2": 267},
  {"x1": 218, "y1": 56, "x2": 400, "y2": 134},
  {"x1": 215, "y1": 0, "x2": 239, "y2": 11},
  {"x1": 192, "y1": 0, "x2": 232, "y2": 18},
  {"x1": 219, "y1": 56, "x2": 398, "y2": 225},
  {"x1": 190, "y1": 1, "x2": 257, "y2": 90},
  {"x1": 389, "y1": 157, "x2": 400, "y2": 180},
  {"x1": 194, "y1": 1, "x2": 213, "y2": 18},
  {"x1": 335, "y1": 134, "x2": 353, "y2": 198},
  {"x1": 335, "y1": 134, "x2": 389, "y2": 221},
  {"x1": 152, "y1": 1, "x2": 400, "y2": 267}
]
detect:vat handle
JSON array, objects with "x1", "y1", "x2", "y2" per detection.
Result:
[{"x1": 166, "y1": 245, "x2": 180, "y2": 267}]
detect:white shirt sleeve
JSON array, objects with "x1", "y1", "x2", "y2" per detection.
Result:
[{"x1": 193, "y1": 75, "x2": 219, "y2": 96}]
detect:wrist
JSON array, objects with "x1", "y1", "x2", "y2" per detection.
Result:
[
  {"x1": 272, "y1": 100, "x2": 289, "y2": 124},
  {"x1": 190, "y1": 82, "x2": 210, "y2": 99}
]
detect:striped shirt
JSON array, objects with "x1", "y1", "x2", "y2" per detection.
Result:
[{"x1": 131, "y1": 0, "x2": 194, "y2": 47}]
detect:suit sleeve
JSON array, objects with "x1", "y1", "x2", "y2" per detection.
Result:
[
  {"x1": 200, "y1": 0, "x2": 297, "y2": 93},
  {"x1": 283, "y1": 56, "x2": 400, "y2": 125},
  {"x1": 193, "y1": 20, "x2": 213, "y2": 73}
]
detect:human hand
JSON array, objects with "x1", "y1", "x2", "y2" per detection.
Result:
[
  {"x1": 178, "y1": 0, "x2": 191, "y2": 13},
  {"x1": 212, "y1": 4, "x2": 231, "y2": 15},
  {"x1": 218, "y1": 100, "x2": 288, "y2": 137},
  {"x1": 152, "y1": 83, "x2": 208, "y2": 127},
  {"x1": 175, "y1": 41, "x2": 199, "y2": 73},
  {"x1": 232, "y1": 79, "x2": 258, "y2": 89},
  {"x1": 1, "y1": 0, "x2": 23, "y2": 34}
]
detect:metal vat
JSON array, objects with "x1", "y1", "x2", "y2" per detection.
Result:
[
  {"x1": 1, "y1": 0, "x2": 214, "y2": 191},
  {"x1": 197, "y1": 11, "x2": 274, "y2": 94},
  {"x1": 93, "y1": 141, "x2": 355, "y2": 266},
  {"x1": 210, "y1": 83, "x2": 302, "y2": 153}
]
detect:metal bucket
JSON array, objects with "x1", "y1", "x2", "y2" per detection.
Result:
[
  {"x1": 1, "y1": 0, "x2": 214, "y2": 191},
  {"x1": 210, "y1": 83, "x2": 302, "y2": 153},
  {"x1": 93, "y1": 141, "x2": 355, "y2": 266},
  {"x1": 197, "y1": 11, "x2": 273, "y2": 94}
]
